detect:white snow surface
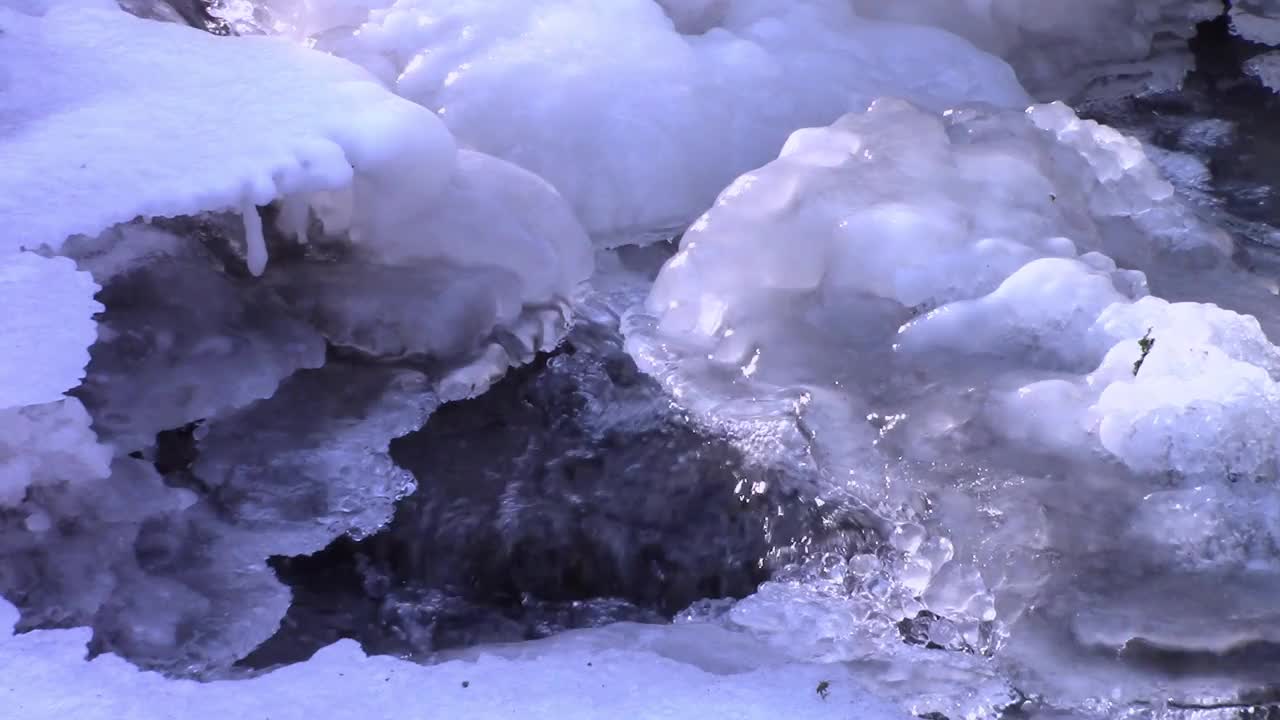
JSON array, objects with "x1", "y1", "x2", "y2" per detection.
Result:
[
  {"x1": 0, "y1": 596, "x2": 909, "y2": 720},
  {"x1": 229, "y1": 0, "x2": 1030, "y2": 243},
  {"x1": 0, "y1": 0, "x2": 591, "y2": 307},
  {"x1": 0, "y1": 0, "x2": 446, "y2": 255},
  {"x1": 0, "y1": 252, "x2": 100, "y2": 410}
]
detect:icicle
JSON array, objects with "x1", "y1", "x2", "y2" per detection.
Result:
[
  {"x1": 276, "y1": 194, "x2": 311, "y2": 244},
  {"x1": 241, "y1": 200, "x2": 268, "y2": 276}
]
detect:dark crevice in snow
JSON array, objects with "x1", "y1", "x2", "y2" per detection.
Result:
[
  {"x1": 117, "y1": 0, "x2": 229, "y2": 34},
  {"x1": 1079, "y1": 3, "x2": 1280, "y2": 250},
  {"x1": 240, "y1": 321, "x2": 842, "y2": 669}
]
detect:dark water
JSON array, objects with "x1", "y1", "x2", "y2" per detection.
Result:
[{"x1": 242, "y1": 321, "x2": 842, "y2": 668}]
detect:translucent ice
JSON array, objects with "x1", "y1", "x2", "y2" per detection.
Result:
[
  {"x1": 628, "y1": 98, "x2": 1280, "y2": 710},
  {"x1": 65, "y1": 225, "x2": 326, "y2": 453},
  {"x1": 0, "y1": 362, "x2": 437, "y2": 673}
]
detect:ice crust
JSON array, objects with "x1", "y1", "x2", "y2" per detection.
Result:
[
  {"x1": 638, "y1": 99, "x2": 1263, "y2": 480},
  {"x1": 64, "y1": 225, "x2": 327, "y2": 452},
  {"x1": 229, "y1": 0, "x2": 1029, "y2": 243}
]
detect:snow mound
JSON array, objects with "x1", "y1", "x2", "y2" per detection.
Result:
[
  {"x1": 232, "y1": 0, "x2": 1028, "y2": 244},
  {"x1": 627, "y1": 99, "x2": 1280, "y2": 710},
  {"x1": 0, "y1": 0, "x2": 593, "y2": 673},
  {"x1": 0, "y1": 595, "x2": 909, "y2": 720},
  {"x1": 0, "y1": 252, "x2": 101, "y2": 410},
  {"x1": 0, "y1": 0, "x2": 448, "y2": 261},
  {"x1": 0, "y1": 0, "x2": 590, "y2": 311}
]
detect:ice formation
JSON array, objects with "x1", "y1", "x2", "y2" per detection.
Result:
[
  {"x1": 0, "y1": 0, "x2": 592, "y2": 675},
  {"x1": 628, "y1": 98, "x2": 1280, "y2": 711},
  {"x1": 5, "y1": 0, "x2": 1280, "y2": 717},
  {"x1": 223, "y1": 0, "x2": 1029, "y2": 243},
  {"x1": 849, "y1": 0, "x2": 1223, "y2": 98}
]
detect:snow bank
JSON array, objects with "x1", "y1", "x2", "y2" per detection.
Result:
[
  {"x1": 230, "y1": 0, "x2": 1028, "y2": 244},
  {"x1": 627, "y1": 99, "x2": 1280, "y2": 709},
  {"x1": 0, "y1": 0, "x2": 445, "y2": 261},
  {"x1": 0, "y1": 596, "x2": 909, "y2": 720},
  {"x1": 0, "y1": 0, "x2": 594, "y2": 436},
  {"x1": 0, "y1": 0, "x2": 589, "y2": 312}
]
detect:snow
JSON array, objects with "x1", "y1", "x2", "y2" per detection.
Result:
[
  {"x1": 0, "y1": 0, "x2": 446, "y2": 259},
  {"x1": 0, "y1": 596, "x2": 910, "y2": 720},
  {"x1": 6, "y1": 0, "x2": 1280, "y2": 716},
  {"x1": 0, "y1": 0, "x2": 590, "y2": 317},
  {"x1": 233, "y1": 0, "x2": 1029, "y2": 243},
  {"x1": 0, "y1": 252, "x2": 101, "y2": 410}
]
